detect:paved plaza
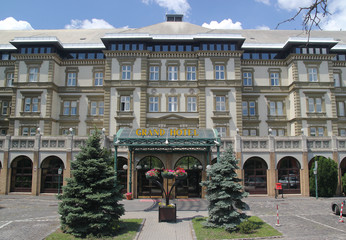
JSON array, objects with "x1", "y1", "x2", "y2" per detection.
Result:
[{"x1": 1, "y1": 194, "x2": 346, "y2": 239}]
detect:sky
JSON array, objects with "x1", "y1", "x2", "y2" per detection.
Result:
[{"x1": 0, "y1": 0, "x2": 345, "y2": 31}]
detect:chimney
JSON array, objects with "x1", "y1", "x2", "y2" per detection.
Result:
[{"x1": 166, "y1": 14, "x2": 183, "y2": 22}]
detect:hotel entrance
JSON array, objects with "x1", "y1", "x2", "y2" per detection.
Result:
[{"x1": 113, "y1": 128, "x2": 221, "y2": 199}]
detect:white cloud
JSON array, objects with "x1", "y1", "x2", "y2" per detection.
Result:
[
  {"x1": 256, "y1": 25, "x2": 270, "y2": 30},
  {"x1": 255, "y1": 0, "x2": 270, "y2": 5},
  {"x1": 202, "y1": 19, "x2": 242, "y2": 30},
  {"x1": 277, "y1": 0, "x2": 314, "y2": 11},
  {"x1": 65, "y1": 19, "x2": 114, "y2": 29},
  {"x1": 0, "y1": 17, "x2": 33, "y2": 30},
  {"x1": 321, "y1": 0, "x2": 346, "y2": 30},
  {"x1": 142, "y1": 0, "x2": 190, "y2": 14}
]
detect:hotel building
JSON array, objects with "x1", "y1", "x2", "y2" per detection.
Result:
[{"x1": 1, "y1": 14, "x2": 346, "y2": 198}]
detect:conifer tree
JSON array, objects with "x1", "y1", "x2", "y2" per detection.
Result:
[
  {"x1": 201, "y1": 145, "x2": 248, "y2": 231},
  {"x1": 58, "y1": 130, "x2": 124, "y2": 238}
]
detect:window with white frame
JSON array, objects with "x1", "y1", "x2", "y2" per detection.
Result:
[
  {"x1": 310, "y1": 127, "x2": 324, "y2": 136},
  {"x1": 186, "y1": 66, "x2": 196, "y2": 81},
  {"x1": 149, "y1": 96, "x2": 159, "y2": 112},
  {"x1": 215, "y1": 65, "x2": 225, "y2": 80},
  {"x1": 308, "y1": 97, "x2": 322, "y2": 113},
  {"x1": 24, "y1": 97, "x2": 39, "y2": 112},
  {"x1": 28, "y1": 67, "x2": 39, "y2": 82},
  {"x1": 216, "y1": 127, "x2": 227, "y2": 137},
  {"x1": 67, "y1": 72, "x2": 77, "y2": 86},
  {"x1": 215, "y1": 96, "x2": 226, "y2": 111},
  {"x1": 94, "y1": 72, "x2": 103, "y2": 86},
  {"x1": 243, "y1": 72, "x2": 252, "y2": 86},
  {"x1": 122, "y1": 65, "x2": 131, "y2": 80},
  {"x1": 168, "y1": 66, "x2": 178, "y2": 81},
  {"x1": 187, "y1": 96, "x2": 197, "y2": 112},
  {"x1": 334, "y1": 73, "x2": 341, "y2": 87},
  {"x1": 271, "y1": 129, "x2": 285, "y2": 136},
  {"x1": 63, "y1": 101, "x2": 77, "y2": 116},
  {"x1": 340, "y1": 129, "x2": 346, "y2": 136},
  {"x1": 149, "y1": 66, "x2": 159, "y2": 81},
  {"x1": 242, "y1": 101, "x2": 256, "y2": 116},
  {"x1": 90, "y1": 101, "x2": 104, "y2": 116},
  {"x1": 22, "y1": 126, "x2": 37, "y2": 136},
  {"x1": 338, "y1": 101, "x2": 345, "y2": 116},
  {"x1": 1, "y1": 101, "x2": 10, "y2": 115},
  {"x1": 243, "y1": 129, "x2": 257, "y2": 136},
  {"x1": 308, "y1": 68, "x2": 318, "y2": 82},
  {"x1": 6, "y1": 72, "x2": 14, "y2": 87},
  {"x1": 269, "y1": 101, "x2": 284, "y2": 116},
  {"x1": 168, "y1": 96, "x2": 178, "y2": 112},
  {"x1": 120, "y1": 96, "x2": 131, "y2": 111},
  {"x1": 270, "y1": 72, "x2": 280, "y2": 86}
]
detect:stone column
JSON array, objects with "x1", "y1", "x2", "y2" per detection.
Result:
[
  {"x1": 267, "y1": 135, "x2": 276, "y2": 197},
  {"x1": 332, "y1": 136, "x2": 342, "y2": 195},
  {"x1": 300, "y1": 135, "x2": 309, "y2": 196},
  {"x1": 31, "y1": 134, "x2": 41, "y2": 196},
  {"x1": 0, "y1": 136, "x2": 10, "y2": 194}
]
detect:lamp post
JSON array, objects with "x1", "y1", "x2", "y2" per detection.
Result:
[{"x1": 58, "y1": 167, "x2": 62, "y2": 195}]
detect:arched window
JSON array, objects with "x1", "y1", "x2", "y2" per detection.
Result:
[
  {"x1": 244, "y1": 157, "x2": 268, "y2": 194},
  {"x1": 11, "y1": 157, "x2": 33, "y2": 192},
  {"x1": 277, "y1": 157, "x2": 301, "y2": 194}
]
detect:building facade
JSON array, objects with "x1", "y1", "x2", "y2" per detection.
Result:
[{"x1": 1, "y1": 15, "x2": 346, "y2": 197}]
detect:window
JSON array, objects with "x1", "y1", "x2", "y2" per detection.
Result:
[
  {"x1": 94, "y1": 72, "x2": 103, "y2": 86},
  {"x1": 340, "y1": 129, "x2": 346, "y2": 136},
  {"x1": 149, "y1": 66, "x2": 160, "y2": 81},
  {"x1": 63, "y1": 101, "x2": 77, "y2": 116},
  {"x1": 90, "y1": 101, "x2": 104, "y2": 116},
  {"x1": 120, "y1": 96, "x2": 131, "y2": 111},
  {"x1": 186, "y1": 66, "x2": 196, "y2": 81},
  {"x1": 338, "y1": 102, "x2": 345, "y2": 116},
  {"x1": 334, "y1": 73, "x2": 341, "y2": 87},
  {"x1": 243, "y1": 72, "x2": 252, "y2": 86},
  {"x1": 216, "y1": 127, "x2": 227, "y2": 137},
  {"x1": 149, "y1": 97, "x2": 159, "y2": 112},
  {"x1": 24, "y1": 97, "x2": 39, "y2": 112},
  {"x1": 168, "y1": 66, "x2": 178, "y2": 81},
  {"x1": 67, "y1": 72, "x2": 77, "y2": 86},
  {"x1": 242, "y1": 101, "x2": 256, "y2": 116},
  {"x1": 22, "y1": 127, "x2": 37, "y2": 136},
  {"x1": 215, "y1": 65, "x2": 225, "y2": 80},
  {"x1": 308, "y1": 97, "x2": 322, "y2": 113},
  {"x1": 243, "y1": 129, "x2": 257, "y2": 136},
  {"x1": 308, "y1": 68, "x2": 318, "y2": 82},
  {"x1": 270, "y1": 72, "x2": 280, "y2": 86},
  {"x1": 168, "y1": 96, "x2": 178, "y2": 112},
  {"x1": 187, "y1": 97, "x2": 197, "y2": 112},
  {"x1": 28, "y1": 67, "x2": 39, "y2": 82},
  {"x1": 6, "y1": 72, "x2": 14, "y2": 87},
  {"x1": 269, "y1": 101, "x2": 284, "y2": 116},
  {"x1": 271, "y1": 129, "x2": 285, "y2": 136},
  {"x1": 310, "y1": 127, "x2": 324, "y2": 136},
  {"x1": 215, "y1": 96, "x2": 226, "y2": 111},
  {"x1": 122, "y1": 65, "x2": 131, "y2": 80},
  {"x1": 1, "y1": 101, "x2": 10, "y2": 115}
]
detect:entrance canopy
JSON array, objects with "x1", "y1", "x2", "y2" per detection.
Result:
[{"x1": 114, "y1": 128, "x2": 221, "y2": 152}]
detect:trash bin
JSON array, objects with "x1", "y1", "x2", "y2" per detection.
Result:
[{"x1": 275, "y1": 183, "x2": 283, "y2": 199}]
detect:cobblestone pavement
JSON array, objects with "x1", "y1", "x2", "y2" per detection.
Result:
[{"x1": 1, "y1": 194, "x2": 346, "y2": 240}]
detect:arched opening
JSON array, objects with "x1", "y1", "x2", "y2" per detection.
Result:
[
  {"x1": 116, "y1": 157, "x2": 128, "y2": 194},
  {"x1": 174, "y1": 156, "x2": 202, "y2": 198},
  {"x1": 10, "y1": 156, "x2": 33, "y2": 192},
  {"x1": 244, "y1": 157, "x2": 268, "y2": 194},
  {"x1": 136, "y1": 156, "x2": 164, "y2": 198},
  {"x1": 277, "y1": 157, "x2": 301, "y2": 194},
  {"x1": 40, "y1": 157, "x2": 64, "y2": 193},
  {"x1": 340, "y1": 158, "x2": 346, "y2": 191}
]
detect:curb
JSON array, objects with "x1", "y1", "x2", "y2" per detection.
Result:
[{"x1": 135, "y1": 218, "x2": 146, "y2": 240}]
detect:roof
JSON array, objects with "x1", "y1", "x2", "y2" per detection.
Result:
[{"x1": 1, "y1": 21, "x2": 346, "y2": 50}]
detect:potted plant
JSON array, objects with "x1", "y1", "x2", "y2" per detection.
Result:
[
  {"x1": 174, "y1": 167, "x2": 188, "y2": 180},
  {"x1": 145, "y1": 169, "x2": 159, "y2": 180},
  {"x1": 125, "y1": 192, "x2": 132, "y2": 200},
  {"x1": 158, "y1": 202, "x2": 176, "y2": 222},
  {"x1": 161, "y1": 169, "x2": 175, "y2": 179}
]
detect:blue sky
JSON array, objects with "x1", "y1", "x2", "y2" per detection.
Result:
[{"x1": 0, "y1": 0, "x2": 345, "y2": 31}]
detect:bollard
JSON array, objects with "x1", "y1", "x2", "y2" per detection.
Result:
[
  {"x1": 276, "y1": 204, "x2": 280, "y2": 226},
  {"x1": 339, "y1": 202, "x2": 344, "y2": 223}
]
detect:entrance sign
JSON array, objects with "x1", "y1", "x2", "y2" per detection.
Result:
[{"x1": 135, "y1": 128, "x2": 199, "y2": 137}]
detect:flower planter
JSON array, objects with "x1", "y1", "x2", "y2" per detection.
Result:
[
  {"x1": 126, "y1": 194, "x2": 132, "y2": 200},
  {"x1": 158, "y1": 204, "x2": 176, "y2": 222},
  {"x1": 146, "y1": 175, "x2": 158, "y2": 180},
  {"x1": 162, "y1": 172, "x2": 175, "y2": 179},
  {"x1": 175, "y1": 174, "x2": 187, "y2": 180}
]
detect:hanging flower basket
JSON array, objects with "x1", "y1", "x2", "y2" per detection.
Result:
[
  {"x1": 161, "y1": 169, "x2": 175, "y2": 179},
  {"x1": 175, "y1": 168, "x2": 187, "y2": 180},
  {"x1": 145, "y1": 169, "x2": 159, "y2": 180}
]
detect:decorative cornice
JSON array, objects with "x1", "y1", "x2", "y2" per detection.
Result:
[
  {"x1": 241, "y1": 59, "x2": 286, "y2": 66},
  {"x1": 61, "y1": 59, "x2": 105, "y2": 66},
  {"x1": 0, "y1": 60, "x2": 15, "y2": 66}
]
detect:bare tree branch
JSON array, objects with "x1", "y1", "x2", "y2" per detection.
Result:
[{"x1": 276, "y1": 0, "x2": 330, "y2": 38}]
